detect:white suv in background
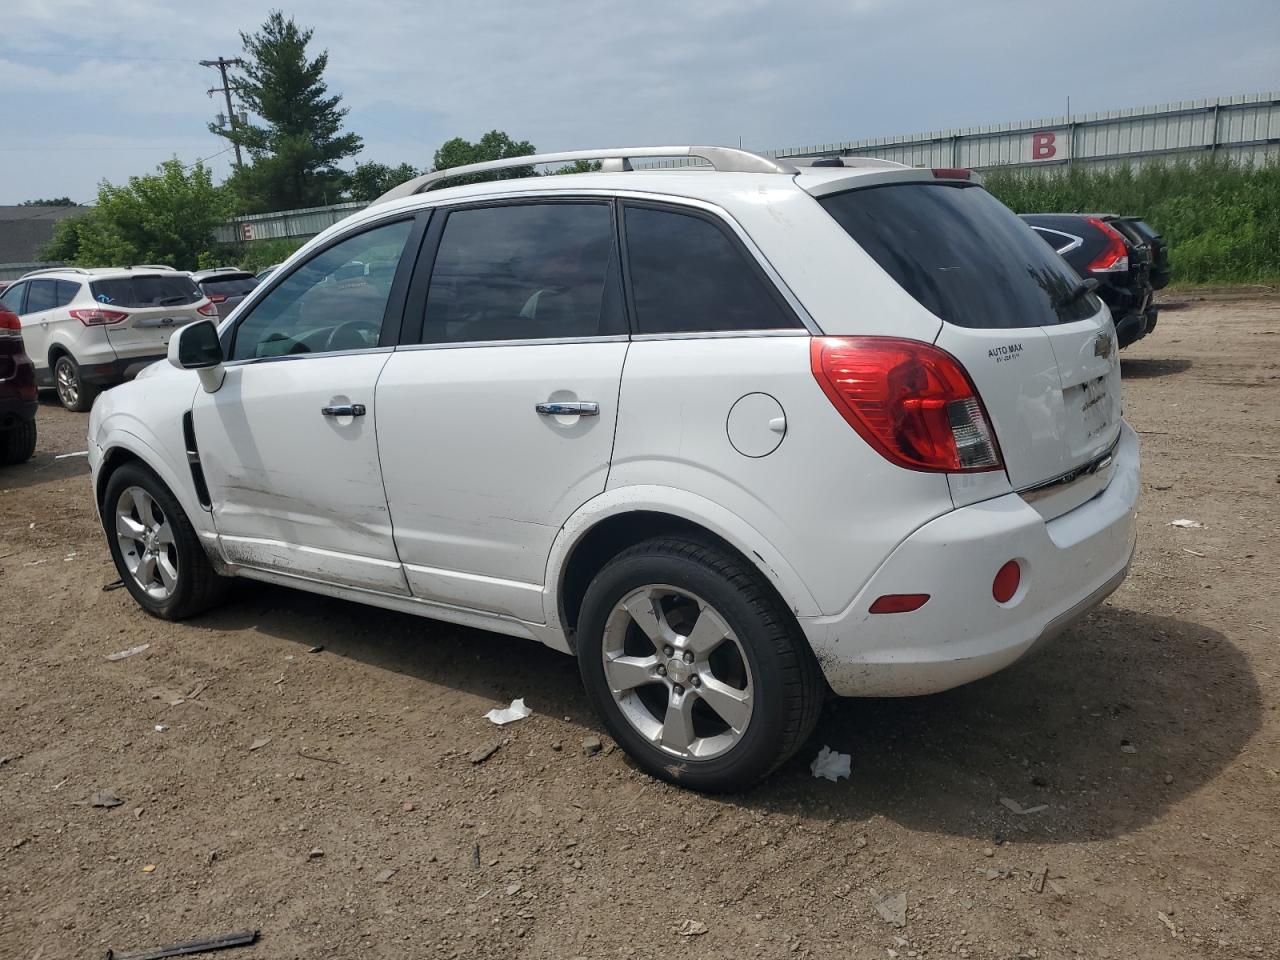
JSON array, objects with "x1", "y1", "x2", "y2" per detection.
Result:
[
  {"x1": 0, "y1": 266, "x2": 216, "y2": 411},
  {"x1": 87, "y1": 147, "x2": 1139, "y2": 791}
]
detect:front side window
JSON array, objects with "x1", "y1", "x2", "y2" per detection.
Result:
[
  {"x1": 422, "y1": 202, "x2": 623, "y2": 344},
  {"x1": 0, "y1": 282, "x2": 25, "y2": 314},
  {"x1": 25, "y1": 279, "x2": 57, "y2": 313},
  {"x1": 230, "y1": 219, "x2": 413, "y2": 361},
  {"x1": 622, "y1": 205, "x2": 799, "y2": 335}
]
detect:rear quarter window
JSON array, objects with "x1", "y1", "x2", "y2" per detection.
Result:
[
  {"x1": 90, "y1": 275, "x2": 201, "y2": 308},
  {"x1": 820, "y1": 183, "x2": 1098, "y2": 328}
]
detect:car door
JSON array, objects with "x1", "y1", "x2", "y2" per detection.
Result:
[
  {"x1": 15, "y1": 279, "x2": 59, "y2": 376},
  {"x1": 376, "y1": 199, "x2": 629, "y2": 622},
  {"x1": 191, "y1": 214, "x2": 427, "y2": 594}
]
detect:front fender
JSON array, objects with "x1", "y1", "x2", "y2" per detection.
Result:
[{"x1": 542, "y1": 484, "x2": 822, "y2": 638}]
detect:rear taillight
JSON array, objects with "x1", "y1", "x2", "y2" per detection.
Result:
[
  {"x1": 811, "y1": 336, "x2": 1003, "y2": 473},
  {"x1": 196, "y1": 301, "x2": 219, "y2": 317},
  {"x1": 1085, "y1": 217, "x2": 1129, "y2": 273},
  {"x1": 0, "y1": 308, "x2": 20, "y2": 339},
  {"x1": 70, "y1": 308, "x2": 129, "y2": 326}
]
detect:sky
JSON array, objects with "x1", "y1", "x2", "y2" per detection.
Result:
[{"x1": 1, "y1": 0, "x2": 1277, "y2": 205}]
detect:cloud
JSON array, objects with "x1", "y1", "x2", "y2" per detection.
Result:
[{"x1": 1, "y1": 0, "x2": 1277, "y2": 203}]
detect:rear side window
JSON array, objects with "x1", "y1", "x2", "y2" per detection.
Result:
[
  {"x1": 422, "y1": 202, "x2": 624, "y2": 344},
  {"x1": 820, "y1": 183, "x2": 1098, "y2": 328},
  {"x1": 54, "y1": 280, "x2": 80, "y2": 307},
  {"x1": 25, "y1": 279, "x2": 58, "y2": 313},
  {"x1": 0, "y1": 282, "x2": 25, "y2": 313},
  {"x1": 200, "y1": 276, "x2": 258, "y2": 297},
  {"x1": 623, "y1": 205, "x2": 799, "y2": 334},
  {"x1": 90, "y1": 274, "x2": 201, "y2": 308}
]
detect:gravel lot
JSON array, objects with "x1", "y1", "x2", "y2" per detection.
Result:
[{"x1": 2, "y1": 294, "x2": 1277, "y2": 960}]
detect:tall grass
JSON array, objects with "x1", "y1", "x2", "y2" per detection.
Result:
[{"x1": 983, "y1": 158, "x2": 1280, "y2": 286}]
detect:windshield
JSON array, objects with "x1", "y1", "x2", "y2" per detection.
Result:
[
  {"x1": 819, "y1": 182, "x2": 1099, "y2": 328},
  {"x1": 90, "y1": 275, "x2": 201, "y2": 308}
]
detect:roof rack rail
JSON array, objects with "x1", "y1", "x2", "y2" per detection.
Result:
[
  {"x1": 20, "y1": 266, "x2": 87, "y2": 278},
  {"x1": 779, "y1": 156, "x2": 909, "y2": 170},
  {"x1": 128, "y1": 264, "x2": 177, "y2": 271},
  {"x1": 373, "y1": 146, "x2": 800, "y2": 205}
]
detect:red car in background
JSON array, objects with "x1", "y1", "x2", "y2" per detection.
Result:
[{"x1": 0, "y1": 306, "x2": 38, "y2": 465}]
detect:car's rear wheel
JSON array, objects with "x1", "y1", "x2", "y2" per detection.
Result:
[
  {"x1": 104, "y1": 463, "x2": 229, "y2": 620},
  {"x1": 53, "y1": 354, "x2": 98, "y2": 412},
  {"x1": 0, "y1": 418, "x2": 37, "y2": 465},
  {"x1": 576, "y1": 536, "x2": 825, "y2": 792}
]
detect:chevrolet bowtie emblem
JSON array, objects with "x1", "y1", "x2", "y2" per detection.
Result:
[{"x1": 1093, "y1": 332, "x2": 1113, "y2": 359}]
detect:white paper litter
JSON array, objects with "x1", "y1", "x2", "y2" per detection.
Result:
[
  {"x1": 106, "y1": 643, "x2": 150, "y2": 661},
  {"x1": 484, "y1": 698, "x2": 532, "y2": 726},
  {"x1": 55, "y1": 450, "x2": 89, "y2": 459},
  {"x1": 810, "y1": 745, "x2": 852, "y2": 782},
  {"x1": 999, "y1": 795, "x2": 1048, "y2": 815},
  {"x1": 1168, "y1": 518, "x2": 1202, "y2": 529}
]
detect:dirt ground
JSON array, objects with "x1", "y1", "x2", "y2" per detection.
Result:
[{"x1": 1, "y1": 294, "x2": 1278, "y2": 960}]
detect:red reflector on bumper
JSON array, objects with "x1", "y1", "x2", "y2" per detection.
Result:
[
  {"x1": 869, "y1": 593, "x2": 930, "y2": 614},
  {"x1": 993, "y1": 561, "x2": 1021, "y2": 603}
]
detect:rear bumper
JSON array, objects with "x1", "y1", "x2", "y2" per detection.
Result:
[
  {"x1": 1114, "y1": 311, "x2": 1148, "y2": 349},
  {"x1": 801, "y1": 421, "x2": 1140, "y2": 697},
  {"x1": 80, "y1": 354, "x2": 166, "y2": 385}
]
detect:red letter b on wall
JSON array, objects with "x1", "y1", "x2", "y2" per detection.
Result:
[{"x1": 1031, "y1": 132, "x2": 1057, "y2": 160}]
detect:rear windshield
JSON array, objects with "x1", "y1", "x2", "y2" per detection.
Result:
[
  {"x1": 90, "y1": 275, "x2": 201, "y2": 308},
  {"x1": 819, "y1": 183, "x2": 1098, "y2": 328},
  {"x1": 199, "y1": 276, "x2": 258, "y2": 297}
]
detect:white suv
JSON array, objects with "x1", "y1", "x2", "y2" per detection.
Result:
[
  {"x1": 0, "y1": 266, "x2": 216, "y2": 411},
  {"x1": 87, "y1": 147, "x2": 1139, "y2": 791}
]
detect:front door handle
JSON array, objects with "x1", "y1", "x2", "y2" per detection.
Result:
[
  {"x1": 321, "y1": 403, "x2": 366, "y2": 417},
  {"x1": 535, "y1": 401, "x2": 599, "y2": 417}
]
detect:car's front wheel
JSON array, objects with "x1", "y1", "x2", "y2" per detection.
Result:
[
  {"x1": 103, "y1": 463, "x2": 229, "y2": 620},
  {"x1": 53, "y1": 354, "x2": 98, "y2": 412},
  {"x1": 0, "y1": 418, "x2": 37, "y2": 465},
  {"x1": 577, "y1": 536, "x2": 825, "y2": 792}
]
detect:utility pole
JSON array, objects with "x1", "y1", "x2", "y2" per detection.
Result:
[{"x1": 200, "y1": 57, "x2": 245, "y2": 169}]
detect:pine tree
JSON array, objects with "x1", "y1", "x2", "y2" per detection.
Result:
[{"x1": 219, "y1": 12, "x2": 362, "y2": 212}]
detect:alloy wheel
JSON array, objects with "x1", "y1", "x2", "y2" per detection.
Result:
[
  {"x1": 114, "y1": 486, "x2": 179, "y2": 601},
  {"x1": 601, "y1": 584, "x2": 754, "y2": 760},
  {"x1": 55, "y1": 358, "x2": 79, "y2": 408}
]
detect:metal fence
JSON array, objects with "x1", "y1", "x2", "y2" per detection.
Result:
[{"x1": 212, "y1": 91, "x2": 1279, "y2": 246}]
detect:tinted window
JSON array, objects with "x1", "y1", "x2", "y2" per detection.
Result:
[
  {"x1": 54, "y1": 280, "x2": 80, "y2": 307},
  {"x1": 200, "y1": 276, "x2": 259, "y2": 297},
  {"x1": 820, "y1": 183, "x2": 1098, "y2": 328},
  {"x1": 422, "y1": 203, "x2": 623, "y2": 343},
  {"x1": 0, "y1": 282, "x2": 25, "y2": 314},
  {"x1": 231, "y1": 219, "x2": 413, "y2": 361},
  {"x1": 89, "y1": 275, "x2": 201, "y2": 308},
  {"x1": 25, "y1": 279, "x2": 58, "y2": 313},
  {"x1": 624, "y1": 206, "x2": 797, "y2": 334}
]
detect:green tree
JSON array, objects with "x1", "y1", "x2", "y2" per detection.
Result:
[
  {"x1": 20, "y1": 197, "x2": 77, "y2": 207},
  {"x1": 347, "y1": 160, "x2": 419, "y2": 201},
  {"x1": 221, "y1": 11, "x2": 363, "y2": 212},
  {"x1": 431, "y1": 130, "x2": 536, "y2": 186},
  {"x1": 41, "y1": 159, "x2": 230, "y2": 269}
]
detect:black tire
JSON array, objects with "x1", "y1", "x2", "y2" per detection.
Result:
[
  {"x1": 0, "y1": 418, "x2": 37, "y2": 466},
  {"x1": 103, "y1": 462, "x2": 230, "y2": 620},
  {"x1": 576, "y1": 536, "x2": 826, "y2": 792},
  {"x1": 53, "y1": 353, "x2": 99, "y2": 413}
]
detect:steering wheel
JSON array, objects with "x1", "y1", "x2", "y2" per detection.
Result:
[{"x1": 325, "y1": 319, "x2": 381, "y2": 352}]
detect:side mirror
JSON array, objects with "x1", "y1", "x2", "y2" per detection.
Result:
[{"x1": 168, "y1": 320, "x2": 225, "y2": 393}]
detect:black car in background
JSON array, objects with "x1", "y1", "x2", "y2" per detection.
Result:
[
  {"x1": 189, "y1": 268, "x2": 260, "y2": 321},
  {"x1": 0, "y1": 305, "x2": 38, "y2": 466},
  {"x1": 1020, "y1": 213, "x2": 1161, "y2": 349}
]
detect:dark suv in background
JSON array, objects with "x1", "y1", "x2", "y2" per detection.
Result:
[
  {"x1": 189, "y1": 268, "x2": 260, "y2": 321},
  {"x1": 0, "y1": 306, "x2": 38, "y2": 465},
  {"x1": 1021, "y1": 213, "x2": 1165, "y2": 349}
]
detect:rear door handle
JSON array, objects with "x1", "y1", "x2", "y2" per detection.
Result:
[
  {"x1": 321, "y1": 403, "x2": 366, "y2": 417},
  {"x1": 535, "y1": 401, "x2": 599, "y2": 417}
]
